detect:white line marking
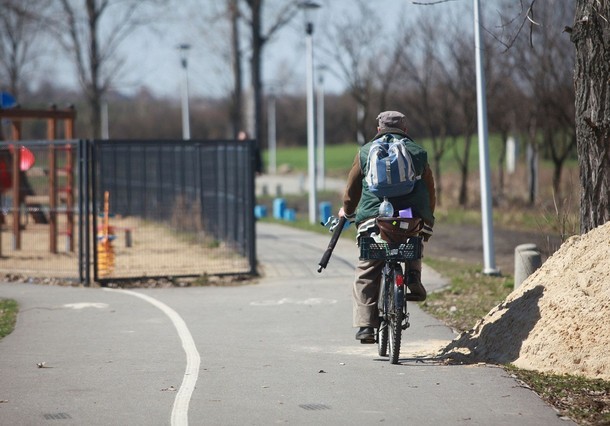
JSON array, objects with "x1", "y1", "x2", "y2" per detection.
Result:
[
  {"x1": 104, "y1": 289, "x2": 200, "y2": 426},
  {"x1": 250, "y1": 297, "x2": 337, "y2": 306},
  {"x1": 63, "y1": 302, "x2": 109, "y2": 310}
]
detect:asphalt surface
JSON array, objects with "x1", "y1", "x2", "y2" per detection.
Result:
[{"x1": 0, "y1": 220, "x2": 573, "y2": 426}]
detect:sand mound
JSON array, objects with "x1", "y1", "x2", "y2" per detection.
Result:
[{"x1": 440, "y1": 220, "x2": 610, "y2": 380}]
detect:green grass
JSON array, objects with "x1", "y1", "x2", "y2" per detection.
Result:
[
  {"x1": 262, "y1": 134, "x2": 578, "y2": 177},
  {"x1": 506, "y1": 365, "x2": 610, "y2": 425},
  {"x1": 420, "y1": 258, "x2": 514, "y2": 332},
  {"x1": 0, "y1": 299, "x2": 18, "y2": 340},
  {"x1": 263, "y1": 143, "x2": 358, "y2": 176}
]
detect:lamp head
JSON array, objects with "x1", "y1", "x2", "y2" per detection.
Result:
[{"x1": 298, "y1": 1, "x2": 321, "y2": 34}]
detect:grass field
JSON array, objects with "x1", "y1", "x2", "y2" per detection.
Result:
[{"x1": 263, "y1": 134, "x2": 579, "y2": 177}]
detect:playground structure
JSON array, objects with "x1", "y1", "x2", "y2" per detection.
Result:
[{"x1": 0, "y1": 106, "x2": 77, "y2": 256}]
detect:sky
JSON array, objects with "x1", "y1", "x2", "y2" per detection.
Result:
[{"x1": 45, "y1": 0, "x2": 471, "y2": 101}]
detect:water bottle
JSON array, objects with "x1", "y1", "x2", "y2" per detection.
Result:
[{"x1": 378, "y1": 196, "x2": 394, "y2": 217}]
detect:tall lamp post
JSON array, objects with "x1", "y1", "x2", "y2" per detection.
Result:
[
  {"x1": 268, "y1": 90, "x2": 277, "y2": 175},
  {"x1": 473, "y1": 0, "x2": 498, "y2": 274},
  {"x1": 177, "y1": 43, "x2": 191, "y2": 140},
  {"x1": 299, "y1": 1, "x2": 321, "y2": 224},
  {"x1": 316, "y1": 65, "x2": 326, "y2": 190}
]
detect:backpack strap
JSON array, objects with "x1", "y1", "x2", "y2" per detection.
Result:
[{"x1": 390, "y1": 138, "x2": 422, "y2": 182}]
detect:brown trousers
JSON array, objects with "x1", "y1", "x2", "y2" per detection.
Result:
[{"x1": 352, "y1": 258, "x2": 422, "y2": 327}]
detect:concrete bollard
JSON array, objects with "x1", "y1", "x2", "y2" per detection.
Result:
[
  {"x1": 299, "y1": 174, "x2": 305, "y2": 194},
  {"x1": 254, "y1": 205, "x2": 267, "y2": 219},
  {"x1": 125, "y1": 229, "x2": 132, "y2": 248},
  {"x1": 514, "y1": 243, "x2": 542, "y2": 288},
  {"x1": 319, "y1": 202, "x2": 332, "y2": 224},
  {"x1": 273, "y1": 198, "x2": 286, "y2": 219},
  {"x1": 283, "y1": 208, "x2": 296, "y2": 222}
]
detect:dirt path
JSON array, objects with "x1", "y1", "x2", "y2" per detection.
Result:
[{"x1": 426, "y1": 222, "x2": 562, "y2": 275}]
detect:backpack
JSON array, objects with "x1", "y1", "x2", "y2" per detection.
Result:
[{"x1": 364, "y1": 134, "x2": 421, "y2": 198}]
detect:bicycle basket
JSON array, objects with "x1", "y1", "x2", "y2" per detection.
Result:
[
  {"x1": 359, "y1": 236, "x2": 422, "y2": 261},
  {"x1": 376, "y1": 217, "x2": 424, "y2": 243}
]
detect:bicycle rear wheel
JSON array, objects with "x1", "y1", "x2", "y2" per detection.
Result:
[
  {"x1": 377, "y1": 265, "x2": 391, "y2": 357},
  {"x1": 388, "y1": 264, "x2": 405, "y2": 364},
  {"x1": 378, "y1": 321, "x2": 388, "y2": 357}
]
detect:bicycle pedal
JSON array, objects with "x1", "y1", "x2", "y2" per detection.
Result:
[
  {"x1": 360, "y1": 338, "x2": 376, "y2": 344},
  {"x1": 402, "y1": 322, "x2": 410, "y2": 330}
]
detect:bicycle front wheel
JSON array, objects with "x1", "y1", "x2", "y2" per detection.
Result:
[{"x1": 388, "y1": 265, "x2": 405, "y2": 364}]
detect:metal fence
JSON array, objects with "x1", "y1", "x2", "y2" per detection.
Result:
[{"x1": 0, "y1": 139, "x2": 257, "y2": 284}]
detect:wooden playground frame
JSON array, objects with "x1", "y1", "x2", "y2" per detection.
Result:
[{"x1": 0, "y1": 106, "x2": 77, "y2": 256}]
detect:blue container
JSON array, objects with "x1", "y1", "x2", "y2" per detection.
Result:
[
  {"x1": 283, "y1": 208, "x2": 296, "y2": 222},
  {"x1": 273, "y1": 198, "x2": 286, "y2": 219},
  {"x1": 254, "y1": 205, "x2": 267, "y2": 219},
  {"x1": 319, "y1": 201, "x2": 332, "y2": 223}
]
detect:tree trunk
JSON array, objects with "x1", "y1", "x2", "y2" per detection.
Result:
[
  {"x1": 433, "y1": 149, "x2": 443, "y2": 206},
  {"x1": 458, "y1": 135, "x2": 472, "y2": 207},
  {"x1": 249, "y1": 0, "x2": 263, "y2": 173},
  {"x1": 571, "y1": 2, "x2": 610, "y2": 233},
  {"x1": 229, "y1": 0, "x2": 242, "y2": 139},
  {"x1": 86, "y1": 0, "x2": 100, "y2": 139}
]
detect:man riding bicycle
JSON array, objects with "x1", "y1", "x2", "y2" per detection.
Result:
[{"x1": 338, "y1": 110, "x2": 436, "y2": 343}]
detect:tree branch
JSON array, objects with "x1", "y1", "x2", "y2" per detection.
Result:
[{"x1": 411, "y1": 0, "x2": 459, "y2": 5}]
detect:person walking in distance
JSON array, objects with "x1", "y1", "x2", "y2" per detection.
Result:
[{"x1": 338, "y1": 111, "x2": 436, "y2": 343}]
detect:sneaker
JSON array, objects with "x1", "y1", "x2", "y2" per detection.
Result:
[{"x1": 406, "y1": 270, "x2": 427, "y2": 301}]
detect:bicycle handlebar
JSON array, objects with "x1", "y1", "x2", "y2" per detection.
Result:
[{"x1": 317, "y1": 215, "x2": 347, "y2": 273}]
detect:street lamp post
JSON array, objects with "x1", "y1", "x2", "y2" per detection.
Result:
[
  {"x1": 177, "y1": 43, "x2": 191, "y2": 140},
  {"x1": 299, "y1": 1, "x2": 321, "y2": 225},
  {"x1": 473, "y1": 0, "x2": 498, "y2": 275},
  {"x1": 268, "y1": 91, "x2": 277, "y2": 175},
  {"x1": 316, "y1": 66, "x2": 326, "y2": 190}
]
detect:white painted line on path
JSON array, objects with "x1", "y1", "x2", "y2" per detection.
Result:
[{"x1": 104, "y1": 289, "x2": 200, "y2": 426}]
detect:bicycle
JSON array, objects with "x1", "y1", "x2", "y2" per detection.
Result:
[{"x1": 358, "y1": 217, "x2": 424, "y2": 364}]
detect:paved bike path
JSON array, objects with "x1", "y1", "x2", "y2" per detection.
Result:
[{"x1": 0, "y1": 223, "x2": 573, "y2": 425}]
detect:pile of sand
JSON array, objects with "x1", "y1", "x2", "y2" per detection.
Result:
[{"x1": 440, "y1": 221, "x2": 610, "y2": 380}]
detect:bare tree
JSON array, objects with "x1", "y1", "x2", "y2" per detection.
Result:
[
  {"x1": 229, "y1": 0, "x2": 243, "y2": 139},
  {"x1": 48, "y1": 0, "x2": 168, "y2": 138},
  {"x1": 397, "y1": 13, "x2": 456, "y2": 205},
  {"x1": 0, "y1": 0, "x2": 50, "y2": 100},
  {"x1": 324, "y1": 0, "x2": 389, "y2": 144},
  {"x1": 242, "y1": 0, "x2": 298, "y2": 172},
  {"x1": 487, "y1": 0, "x2": 608, "y2": 231},
  {"x1": 501, "y1": 0, "x2": 576, "y2": 201},
  {"x1": 437, "y1": 29, "x2": 478, "y2": 207}
]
